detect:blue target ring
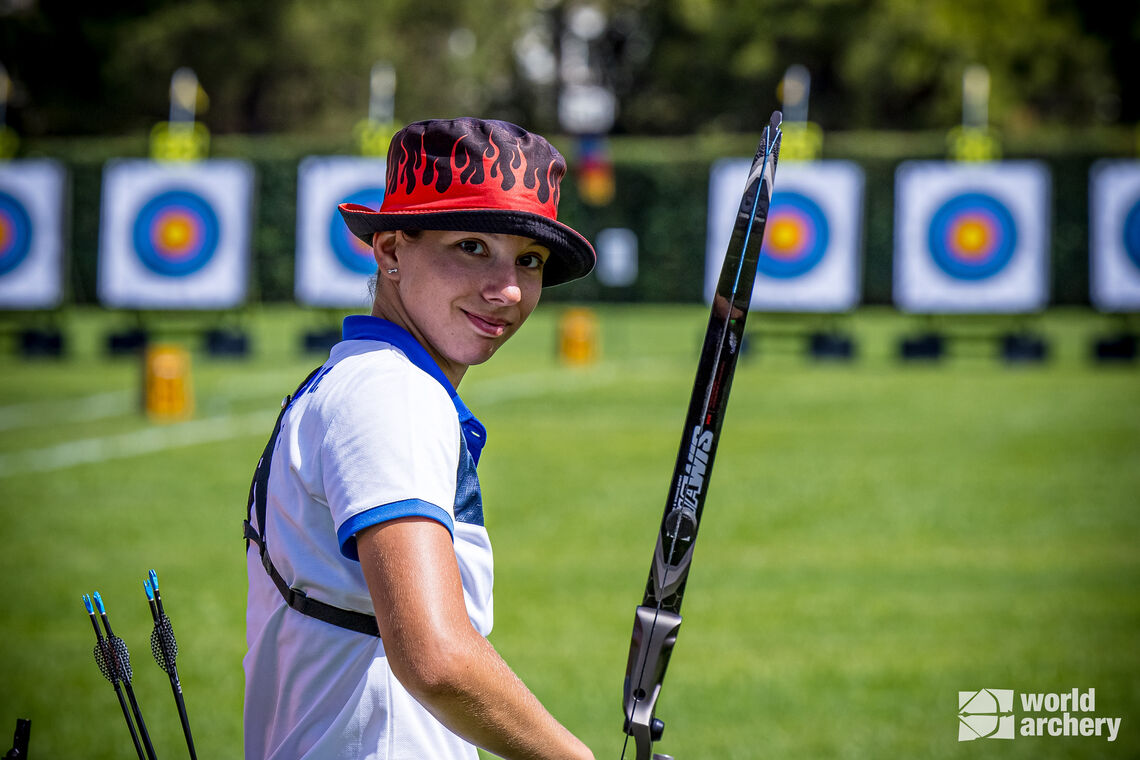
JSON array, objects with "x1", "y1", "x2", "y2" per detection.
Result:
[
  {"x1": 329, "y1": 187, "x2": 386, "y2": 275},
  {"x1": 132, "y1": 189, "x2": 220, "y2": 277},
  {"x1": 927, "y1": 192, "x2": 1017, "y2": 281},
  {"x1": 0, "y1": 190, "x2": 33, "y2": 277},
  {"x1": 757, "y1": 191, "x2": 829, "y2": 279},
  {"x1": 1123, "y1": 199, "x2": 1140, "y2": 271}
]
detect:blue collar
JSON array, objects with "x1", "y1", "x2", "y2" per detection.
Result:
[{"x1": 342, "y1": 315, "x2": 487, "y2": 465}]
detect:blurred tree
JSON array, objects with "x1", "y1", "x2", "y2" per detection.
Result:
[
  {"x1": 618, "y1": 0, "x2": 1129, "y2": 134},
  {"x1": 1072, "y1": 2, "x2": 1140, "y2": 127},
  {"x1": 0, "y1": 0, "x2": 542, "y2": 136},
  {"x1": 0, "y1": 0, "x2": 1134, "y2": 137},
  {"x1": 836, "y1": 0, "x2": 1121, "y2": 132}
]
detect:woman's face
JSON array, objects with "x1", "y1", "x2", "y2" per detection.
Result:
[{"x1": 373, "y1": 229, "x2": 549, "y2": 386}]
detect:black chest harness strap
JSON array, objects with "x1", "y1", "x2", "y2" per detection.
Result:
[{"x1": 243, "y1": 367, "x2": 381, "y2": 637}]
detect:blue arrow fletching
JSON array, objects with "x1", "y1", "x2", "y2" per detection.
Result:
[
  {"x1": 83, "y1": 594, "x2": 93, "y2": 614},
  {"x1": 149, "y1": 569, "x2": 159, "y2": 591},
  {"x1": 93, "y1": 591, "x2": 106, "y2": 614},
  {"x1": 144, "y1": 580, "x2": 154, "y2": 601}
]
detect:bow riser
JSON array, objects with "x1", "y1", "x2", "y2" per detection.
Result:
[
  {"x1": 622, "y1": 606, "x2": 682, "y2": 760},
  {"x1": 620, "y1": 110, "x2": 783, "y2": 760}
]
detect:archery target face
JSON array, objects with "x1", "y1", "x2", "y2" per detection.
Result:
[
  {"x1": 329, "y1": 187, "x2": 385, "y2": 275},
  {"x1": 1089, "y1": 160, "x2": 1140, "y2": 312},
  {"x1": 0, "y1": 190, "x2": 32, "y2": 277},
  {"x1": 296, "y1": 156, "x2": 388, "y2": 307},
  {"x1": 98, "y1": 159, "x2": 254, "y2": 309},
  {"x1": 132, "y1": 189, "x2": 220, "y2": 276},
  {"x1": 0, "y1": 160, "x2": 67, "y2": 309},
  {"x1": 1128, "y1": 204, "x2": 1140, "y2": 269},
  {"x1": 894, "y1": 161, "x2": 1050, "y2": 313},
  {"x1": 595, "y1": 226, "x2": 638, "y2": 287},
  {"x1": 706, "y1": 160, "x2": 864, "y2": 311},
  {"x1": 926, "y1": 192, "x2": 1016, "y2": 280},
  {"x1": 760, "y1": 191, "x2": 830, "y2": 278}
]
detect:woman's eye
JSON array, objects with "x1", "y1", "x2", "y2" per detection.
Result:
[
  {"x1": 457, "y1": 239, "x2": 486, "y2": 255},
  {"x1": 518, "y1": 253, "x2": 545, "y2": 270}
]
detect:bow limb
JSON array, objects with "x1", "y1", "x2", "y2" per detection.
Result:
[{"x1": 617, "y1": 110, "x2": 782, "y2": 760}]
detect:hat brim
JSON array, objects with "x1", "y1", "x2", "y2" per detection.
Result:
[{"x1": 338, "y1": 205, "x2": 595, "y2": 288}]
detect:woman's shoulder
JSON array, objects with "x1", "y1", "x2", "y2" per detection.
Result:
[{"x1": 316, "y1": 342, "x2": 455, "y2": 417}]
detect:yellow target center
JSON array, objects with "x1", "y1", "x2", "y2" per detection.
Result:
[
  {"x1": 768, "y1": 218, "x2": 800, "y2": 257},
  {"x1": 953, "y1": 220, "x2": 989, "y2": 259},
  {"x1": 159, "y1": 217, "x2": 194, "y2": 254}
]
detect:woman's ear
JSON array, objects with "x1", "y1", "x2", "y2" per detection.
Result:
[{"x1": 373, "y1": 231, "x2": 399, "y2": 278}]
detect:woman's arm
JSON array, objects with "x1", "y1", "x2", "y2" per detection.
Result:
[{"x1": 357, "y1": 517, "x2": 594, "y2": 760}]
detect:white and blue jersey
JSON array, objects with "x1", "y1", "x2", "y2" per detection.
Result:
[{"x1": 244, "y1": 315, "x2": 492, "y2": 760}]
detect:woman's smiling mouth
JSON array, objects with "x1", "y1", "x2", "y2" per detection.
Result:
[{"x1": 464, "y1": 310, "x2": 509, "y2": 337}]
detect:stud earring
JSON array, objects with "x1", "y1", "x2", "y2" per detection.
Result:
[{"x1": 387, "y1": 268, "x2": 398, "y2": 274}]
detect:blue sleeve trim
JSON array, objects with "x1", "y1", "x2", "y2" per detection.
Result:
[{"x1": 337, "y1": 500, "x2": 455, "y2": 561}]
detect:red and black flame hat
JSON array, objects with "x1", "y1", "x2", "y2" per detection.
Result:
[{"x1": 338, "y1": 117, "x2": 595, "y2": 287}]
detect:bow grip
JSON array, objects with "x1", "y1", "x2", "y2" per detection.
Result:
[{"x1": 622, "y1": 605, "x2": 683, "y2": 760}]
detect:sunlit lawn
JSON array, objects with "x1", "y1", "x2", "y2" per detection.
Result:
[{"x1": 0, "y1": 304, "x2": 1137, "y2": 759}]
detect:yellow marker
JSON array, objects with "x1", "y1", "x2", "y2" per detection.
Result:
[
  {"x1": 143, "y1": 344, "x2": 194, "y2": 422},
  {"x1": 558, "y1": 308, "x2": 599, "y2": 366},
  {"x1": 150, "y1": 122, "x2": 210, "y2": 162},
  {"x1": 354, "y1": 119, "x2": 398, "y2": 157},
  {"x1": 778, "y1": 121, "x2": 822, "y2": 162},
  {"x1": 948, "y1": 126, "x2": 1001, "y2": 162}
]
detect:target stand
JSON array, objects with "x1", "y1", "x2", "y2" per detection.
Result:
[
  {"x1": 106, "y1": 327, "x2": 149, "y2": 356},
  {"x1": 302, "y1": 328, "x2": 342, "y2": 355},
  {"x1": 1090, "y1": 315, "x2": 1139, "y2": 363},
  {"x1": 105, "y1": 310, "x2": 253, "y2": 359},
  {"x1": 743, "y1": 313, "x2": 857, "y2": 362},
  {"x1": 97, "y1": 159, "x2": 255, "y2": 358},
  {"x1": 705, "y1": 160, "x2": 866, "y2": 363},
  {"x1": 18, "y1": 326, "x2": 65, "y2": 357},
  {"x1": 897, "y1": 315, "x2": 1049, "y2": 364},
  {"x1": 1092, "y1": 333, "x2": 1138, "y2": 362},
  {"x1": 203, "y1": 325, "x2": 250, "y2": 357},
  {"x1": 0, "y1": 313, "x2": 66, "y2": 358},
  {"x1": 893, "y1": 161, "x2": 1051, "y2": 363},
  {"x1": 106, "y1": 321, "x2": 252, "y2": 359},
  {"x1": 808, "y1": 329, "x2": 857, "y2": 360},
  {"x1": 1088, "y1": 161, "x2": 1140, "y2": 363},
  {"x1": 294, "y1": 156, "x2": 387, "y2": 355},
  {"x1": 0, "y1": 159, "x2": 69, "y2": 357},
  {"x1": 300, "y1": 308, "x2": 348, "y2": 356},
  {"x1": 747, "y1": 185, "x2": 859, "y2": 361},
  {"x1": 105, "y1": 310, "x2": 149, "y2": 357}
]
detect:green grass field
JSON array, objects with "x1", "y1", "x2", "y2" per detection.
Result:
[{"x1": 1, "y1": 304, "x2": 1137, "y2": 759}]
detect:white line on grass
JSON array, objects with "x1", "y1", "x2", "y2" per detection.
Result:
[
  {"x1": 0, "y1": 364, "x2": 635, "y2": 478},
  {"x1": 0, "y1": 391, "x2": 135, "y2": 431},
  {"x1": 0, "y1": 369, "x2": 307, "y2": 433},
  {"x1": 0, "y1": 410, "x2": 273, "y2": 478}
]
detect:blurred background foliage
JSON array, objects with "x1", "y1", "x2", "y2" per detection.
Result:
[
  {"x1": 1, "y1": 0, "x2": 1137, "y2": 138},
  {"x1": 1, "y1": 0, "x2": 1137, "y2": 307}
]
